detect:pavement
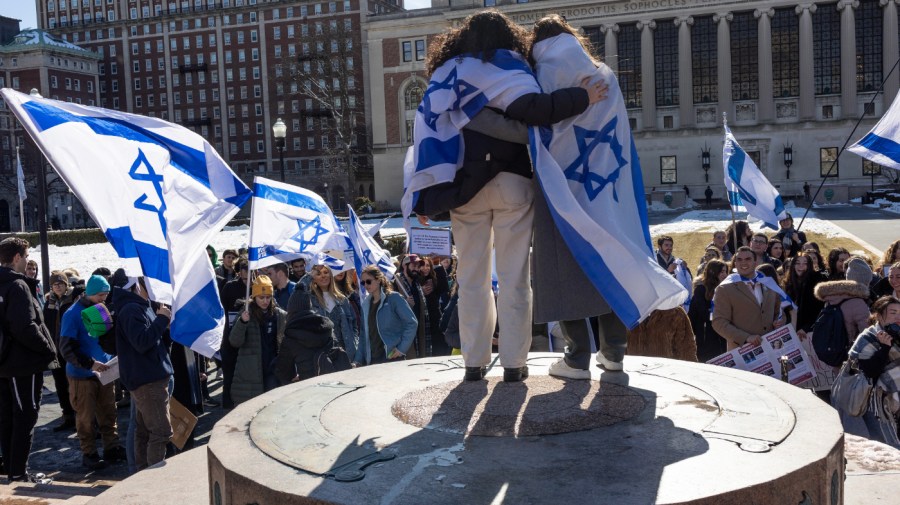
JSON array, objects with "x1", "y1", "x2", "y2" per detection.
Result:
[
  {"x1": 798, "y1": 204, "x2": 900, "y2": 252},
  {"x1": 0, "y1": 365, "x2": 228, "y2": 504}
]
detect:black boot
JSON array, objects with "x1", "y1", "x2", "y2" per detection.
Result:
[
  {"x1": 52, "y1": 415, "x2": 76, "y2": 433},
  {"x1": 464, "y1": 366, "x2": 486, "y2": 381},
  {"x1": 503, "y1": 366, "x2": 529, "y2": 383}
]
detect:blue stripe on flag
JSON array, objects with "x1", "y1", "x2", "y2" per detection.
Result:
[
  {"x1": 417, "y1": 135, "x2": 460, "y2": 170},
  {"x1": 545, "y1": 197, "x2": 642, "y2": 328},
  {"x1": 252, "y1": 183, "x2": 331, "y2": 214},
  {"x1": 727, "y1": 143, "x2": 746, "y2": 186},
  {"x1": 104, "y1": 227, "x2": 172, "y2": 283},
  {"x1": 728, "y1": 190, "x2": 742, "y2": 207},
  {"x1": 628, "y1": 138, "x2": 653, "y2": 254},
  {"x1": 171, "y1": 278, "x2": 223, "y2": 344},
  {"x1": 461, "y1": 93, "x2": 489, "y2": 119},
  {"x1": 857, "y1": 133, "x2": 900, "y2": 165},
  {"x1": 487, "y1": 50, "x2": 535, "y2": 75},
  {"x1": 21, "y1": 100, "x2": 216, "y2": 189}
]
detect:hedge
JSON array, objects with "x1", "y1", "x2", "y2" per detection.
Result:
[{"x1": 0, "y1": 228, "x2": 108, "y2": 248}]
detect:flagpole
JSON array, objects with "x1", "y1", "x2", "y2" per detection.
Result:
[
  {"x1": 244, "y1": 178, "x2": 256, "y2": 312},
  {"x1": 723, "y1": 113, "x2": 739, "y2": 254},
  {"x1": 797, "y1": 53, "x2": 900, "y2": 232}
]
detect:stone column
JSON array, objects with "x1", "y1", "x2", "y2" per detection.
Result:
[
  {"x1": 714, "y1": 13, "x2": 733, "y2": 124},
  {"x1": 638, "y1": 20, "x2": 657, "y2": 129},
  {"x1": 675, "y1": 16, "x2": 694, "y2": 127},
  {"x1": 838, "y1": 0, "x2": 859, "y2": 118},
  {"x1": 756, "y1": 8, "x2": 775, "y2": 122},
  {"x1": 882, "y1": 0, "x2": 899, "y2": 106},
  {"x1": 797, "y1": 3, "x2": 817, "y2": 120},
  {"x1": 601, "y1": 24, "x2": 619, "y2": 72}
]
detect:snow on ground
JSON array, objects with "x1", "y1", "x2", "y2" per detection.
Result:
[
  {"x1": 866, "y1": 199, "x2": 900, "y2": 216},
  {"x1": 26, "y1": 207, "x2": 844, "y2": 278},
  {"x1": 845, "y1": 434, "x2": 900, "y2": 473}
]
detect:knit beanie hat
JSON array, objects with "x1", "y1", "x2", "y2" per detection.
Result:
[
  {"x1": 845, "y1": 257, "x2": 873, "y2": 287},
  {"x1": 252, "y1": 274, "x2": 274, "y2": 298},
  {"x1": 110, "y1": 268, "x2": 129, "y2": 289},
  {"x1": 49, "y1": 272, "x2": 69, "y2": 287},
  {"x1": 81, "y1": 303, "x2": 113, "y2": 338},
  {"x1": 85, "y1": 275, "x2": 111, "y2": 296}
]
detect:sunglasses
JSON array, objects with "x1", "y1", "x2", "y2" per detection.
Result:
[{"x1": 362, "y1": 279, "x2": 376, "y2": 285}]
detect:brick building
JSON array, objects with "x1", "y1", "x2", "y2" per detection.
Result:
[
  {"x1": 0, "y1": 25, "x2": 100, "y2": 231},
  {"x1": 29, "y1": 0, "x2": 404, "y2": 213}
]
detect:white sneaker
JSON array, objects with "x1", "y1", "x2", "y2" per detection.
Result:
[
  {"x1": 595, "y1": 353, "x2": 624, "y2": 371},
  {"x1": 549, "y1": 357, "x2": 591, "y2": 380}
]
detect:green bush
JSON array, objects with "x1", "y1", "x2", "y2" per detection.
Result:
[
  {"x1": 383, "y1": 235, "x2": 406, "y2": 257},
  {"x1": 0, "y1": 228, "x2": 108, "y2": 248},
  {"x1": 354, "y1": 196, "x2": 375, "y2": 213}
]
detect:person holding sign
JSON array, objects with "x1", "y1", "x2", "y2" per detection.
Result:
[{"x1": 712, "y1": 247, "x2": 785, "y2": 351}]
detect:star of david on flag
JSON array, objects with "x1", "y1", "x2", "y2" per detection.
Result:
[
  {"x1": 561, "y1": 119, "x2": 627, "y2": 202},
  {"x1": 1, "y1": 88, "x2": 250, "y2": 357},
  {"x1": 247, "y1": 177, "x2": 348, "y2": 270}
]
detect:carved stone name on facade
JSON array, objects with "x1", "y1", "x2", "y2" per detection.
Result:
[
  {"x1": 735, "y1": 103, "x2": 756, "y2": 121},
  {"x1": 776, "y1": 101, "x2": 798, "y2": 119},
  {"x1": 696, "y1": 106, "x2": 717, "y2": 124},
  {"x1": 473, "y1": 0, "x2": 733, "y2": 25}
]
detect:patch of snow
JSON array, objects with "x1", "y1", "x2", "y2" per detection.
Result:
[
  {"x1": 648, "y1": 208, "x2": 849, "y2": 239},
  {"x1": 845, "y1": 434, "x2": 900, "y2": 473},
  {"x1": 851, "y1": 197, "x2": 862, "y2": 203}
]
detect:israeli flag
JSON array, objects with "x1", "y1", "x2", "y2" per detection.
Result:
[
  {"x1": 345, "y1": 205, "x2": 396, "y2": 288},
  {"x1": 16, "y1": 150, "x2": 26, "y2": 202},
  {"x1": 849, "y1": 92, "x2": 900, "y2": 169},
  {"x1": 719, "y1": 272, "x2": 796, "y2": 312},
  {"x1": 528, "y1": 35, "x2": 687, "y2": 329},
  {"x1": 723, "y1": 122, "x2": 786, "y2": 229},
  {"x1": 400, "y1": 50, "x2": 542, "y2": 218},
  {"x1": 247, "y1": 176, "x2": 348, "y2": 270},
  {"x1": 1, "y1": 88, "x2": 250, "y2": 357}
]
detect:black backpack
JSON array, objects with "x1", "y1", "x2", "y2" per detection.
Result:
[{"x1": 811, "y1": 300, "x2": 851, "y2": 367}]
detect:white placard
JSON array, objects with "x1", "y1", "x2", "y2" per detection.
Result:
[
  {"x1": 96, "y1": 356, "x2": 120, "y2": 385},
  {"x1": 706, "y1": 324, "x2": 815, "y2": 386},
  {"x1": 409, "y1": 227, "x2": 452, "y2": 256}
]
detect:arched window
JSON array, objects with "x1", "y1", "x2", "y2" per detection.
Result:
[{"x1": 402, "y1": 79, "x2": 426, "y2": 144}]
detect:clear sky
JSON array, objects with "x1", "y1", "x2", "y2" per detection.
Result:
[{"x1": 3, "y1": 4, "x2": 38, "y2": 30}]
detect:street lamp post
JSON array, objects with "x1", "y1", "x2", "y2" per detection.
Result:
[
  {"x1": 783, "y1": 144, "x2": 793, "y2": 180},
  {"x1": 29, "y1": 88, "x2": 51, "y2": 292},
  {"x1": 701, "y1": 145, "x2": 711, "y2": 183},
  {"x1": 272, "y1": 118, "x2": 287, "y2": 182}
]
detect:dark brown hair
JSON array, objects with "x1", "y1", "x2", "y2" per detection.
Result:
[
  {"x1": 361, "y1": 265, "x2": 394, "y2": 294},
  {"x1": 0, "y1": 237, "x2": 29, "y2": 265},
  {"x1": 870, "y1": 295, "x2": 900, "y2": 325},
  {"x1": 425, "y1": 10, "x2": 529, "y2": 76},
  {"x1": 698, "y1": 259, "x2": 727, "y2": 301}
]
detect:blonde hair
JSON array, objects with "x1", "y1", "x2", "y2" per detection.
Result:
[{"x1": 310, "y1": 264, "x2": 346, "y2": 308}]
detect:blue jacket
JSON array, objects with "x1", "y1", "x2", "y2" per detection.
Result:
[
  {"x1": 355, "y1": 289, "x2": 417, "y2": 365},
  {"x1": 60, "y1": 299, "x2": 114, "y2": 379},
  {"x1": 113, "y1": 287, "x2": 173, "y2": 390}
]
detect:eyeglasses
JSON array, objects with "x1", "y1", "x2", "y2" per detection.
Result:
[
  {"x1": 52, "y1": 282, "x2": 67, "y2": 287},
  {"x1": 751, "y1": 240, "x2": 767, "y2": 245},
  {"x1": 362, "y1": 279, "x2": 376, "y2": 285}
]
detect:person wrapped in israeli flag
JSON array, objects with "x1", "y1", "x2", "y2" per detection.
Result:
[
  {"x1": 723, "y1": 120, "x2": 787, "y2": 229},
  {"x1": 1, "y1": 88, "x2": 250, "y2": 357},
  {"x1": 848, "y1": 92, "x2": 900, "y2": 170},
  {"x1": 247, "y1": 176, "x2": 348, "y2": 271},
  {"x1": 400, "y1": 48, "x2": 542, "y2": 219},
  {"x1": 527, "y1": 30, "x2": 688, "y2": 330}
]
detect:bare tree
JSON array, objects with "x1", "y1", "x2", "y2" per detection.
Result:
[{"x1": 279, "y1": 19, "x2": 367, "y2": 202}]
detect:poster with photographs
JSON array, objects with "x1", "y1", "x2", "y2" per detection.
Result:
[
  {"x1": 799, "y1": 335, "x2": 839, "y2": 392},
  {"x1": 706, "y1": 325, "x2": 815, "y2": 386}
]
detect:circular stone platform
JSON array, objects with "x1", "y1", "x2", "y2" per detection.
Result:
[{"x1": 207, "y1": 354, "x2": 845, "y2": 505}]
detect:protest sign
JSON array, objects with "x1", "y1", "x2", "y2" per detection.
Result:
[
  {"x1": 409, "y1": 227, "x2": 452, "y2": 256},
  {"x1": 706, "y1": 325, "x2": 815, "y2": 386}
]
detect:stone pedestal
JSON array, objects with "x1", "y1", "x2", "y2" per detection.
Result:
[{"x1": 206, "y1": 354, "x2": 844, "y2": 505}]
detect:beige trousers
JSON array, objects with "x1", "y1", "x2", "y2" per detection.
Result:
[{"x1": 450, "y1": 172, "x2": 534, "y2": 369}]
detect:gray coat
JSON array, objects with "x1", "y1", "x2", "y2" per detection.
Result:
[{"x1": 532, "y1": 183, "x2": 611, "y2": 323}]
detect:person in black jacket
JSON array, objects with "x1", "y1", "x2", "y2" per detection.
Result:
[
  {"x1": 43, "y1": 271, "x2": 77, "y2": 432},
  {"x1": 0, "y1": 237, "x2": 58, "y2": 484},
  {"x1": 218, "y1": 257, "x2": 249, "y2": 408},
  {"x1": 113, "y1": 277, "x2": 173, "y2": 471},
  {"x1": 417, "y1": 10, "x2": 606, "y2": 384},
  {"x1": 276, "y1": 290, "x2": 339, "y2": 384}
]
